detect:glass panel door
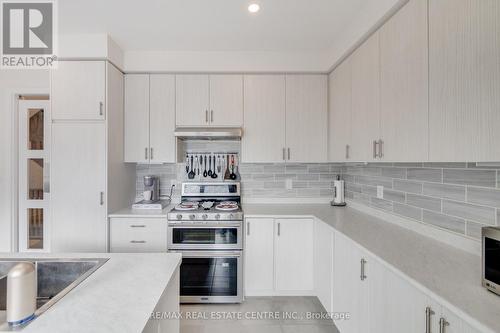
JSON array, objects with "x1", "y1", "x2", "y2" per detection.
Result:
[
  {"x1": 172, "y1": 228, "x2": 238, "y2": 245},
  {"x1": 18, "y1": 99, "x2": 50, "y2": 252},
  {"x1": 180, "y1": 257, "x2": 238, "y2": 296}
]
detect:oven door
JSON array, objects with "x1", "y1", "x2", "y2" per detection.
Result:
[
  {"x1": 483, "y1": 227, "x2": 500, "y2": 295},
  {"x1": 167, "y1": 223, "x2": 242, "y2": 250},
  {"x1": 171, "y1": 250, "x2": 243, "y2": 303}
]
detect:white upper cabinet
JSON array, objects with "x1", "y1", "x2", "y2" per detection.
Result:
[
  {"x1": 429, "y1": 0, "x2": 500, "y2": 161},
  {"x1": 51, "y1": 61, "x2": 105, "y2": 120},
  {"x1": 350, "y1": 32, "x2": 381, "y2": 161},
  {"x1": 242, "y1": 75, "x2": 286, "y2": 163},
  {"x1": 124, "y1": 74, "x2": 176, "y2": 164},
  {"x1": 176, "y1": 75, "x2": 210, "y2": 127},
  {"x1": 380, "y1": 0, "x2": 429, "y2": 162},
  {"x1": 285, "y1": 75, "x2": 328, "y2": 162},
  {"x1": 209, "y1": 75, "x2": 243, "y2": 127},
  {"x1": 124, "y1": 75, "x2": 150, "y2": 163},
  {"x1": 328, "y1": 59, "x2": 352, "y2": 162},
  {"x1": 149, "y1": 75, "x2": 176, "y2": 163},
  {"x1": 176, "y1": 74, "x2": 243, "y2": 127}
]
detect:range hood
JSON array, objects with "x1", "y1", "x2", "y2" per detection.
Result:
[{"x1": 174, "y1": 127, "x2": 242, "y2": 140}]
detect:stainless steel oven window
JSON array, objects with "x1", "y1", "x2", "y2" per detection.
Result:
[
  {"x1": 171, "y1": 251, "x2": 243, "y2": 303},
  {"x1": 168, "y1": 224, "x2": 242, "y2": 250}
]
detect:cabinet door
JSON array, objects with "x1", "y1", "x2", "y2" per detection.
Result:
[
  {"x1": 150, "y1": 75, "x2": 176, "y2": 163},
  {"x1": 275, "y1": 218, "x2": 314, "y2": 292},
  {"x1": 380, "y1": 0, "x2": 429, "y2": 162},
  {"x1": 51, "y1": 122, "x2": 106, "y2": 252},
  {"x1": 332, "y1": 233, "x2": 364, "y2": 332},
  {"x1": 314, "y1": 220, "x2": 334, "y2": 312},
  {"x1": 329, "y1": 60, "x2": 352, "y2": 162},
  {"x1": 351, "y1": 32, "x2": 381, "y2": 161},
  {"x1": 244, "y1": 218, "x2": 275, "y2": 294},
  {"x1": 51, "y1": 61, "x2": 105, "y2": 120},
  {"x1": 429, "y1": 0, "x2": 500, "y2": 161},
  {"x1": 209, "y1": 75, "x2": 243, "y2": 127},
  {"x1": 175, "y1": 75, "x2": 210, "y2": 127},
  {"x1": 285, "y1": 75, "x2": 328, "y2": 162},
  {"x1": 242, "y1": 75, "x2": 286, "y2": 163},
  {"x1": 124, "y1": 74, "x2": 150, "y2": 163}
]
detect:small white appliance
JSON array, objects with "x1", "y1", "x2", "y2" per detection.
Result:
[
  {"x1": 6, "y1": 262, "x2": 37, "y2": 326},
  {"x1": 331, "y1": 175, "x2": 346, "y2": 207}
]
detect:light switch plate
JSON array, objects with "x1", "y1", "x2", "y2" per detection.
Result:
[{"x1": 377, "y1": 186, "x2": 384, "y2": 199}]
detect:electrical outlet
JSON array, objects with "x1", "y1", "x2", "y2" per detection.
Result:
[{"x1": 377, "y1": 186, "x2": 384, "y2": 199}]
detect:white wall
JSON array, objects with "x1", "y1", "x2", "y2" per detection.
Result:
[{"x1": 0, "y1": 70, "x2": 50, "y2": 252}]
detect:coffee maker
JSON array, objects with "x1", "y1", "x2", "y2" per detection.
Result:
[{"x1": 143, "y1": 175, "x2": 160, "y2": 203}]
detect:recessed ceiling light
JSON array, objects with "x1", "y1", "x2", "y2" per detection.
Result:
[{"x1": 248, "y1": 3, "x2": 260, "y2": 13}]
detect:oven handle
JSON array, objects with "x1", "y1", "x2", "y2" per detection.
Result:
[
  {"x1": 168, "y1": 223, "x2": 242, "y2": 228},
  {"x1": 169, "y1": 250, "x2": 242, "y2": 258}
]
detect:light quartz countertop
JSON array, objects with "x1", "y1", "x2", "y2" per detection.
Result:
[
  {"x1": 108, "y1": 204, "x2": 174, "y2": 218},
  {"x1": 244, "y1": 203, "x2": 500, "y2": 333},
  {"x1": 0, "y1": 252, "x2": 181, "y2": 333}
]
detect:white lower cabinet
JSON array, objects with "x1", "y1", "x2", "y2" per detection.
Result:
[
  {"x1": 110, "y1": 217, "x2": 167, "y2": 252},
  {"x1": 244, "y1": 218, "x2": 314, "y2": 295},
  {"x1": 314, "y1": 220, "x2": 334, "y2": 313}
]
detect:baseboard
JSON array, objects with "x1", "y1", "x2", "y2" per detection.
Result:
[{"x1": 245, "y1": 290, "x2": 316, "y2": 297}]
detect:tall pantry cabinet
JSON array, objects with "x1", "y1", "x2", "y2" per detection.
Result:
[{"x1": 50, "y1": 61, "x2": 135, "y2": 252}]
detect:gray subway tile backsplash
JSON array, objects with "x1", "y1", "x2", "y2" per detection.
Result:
[
  {"x1": 443, "y1": 169, "x2": 497, "y2": 188},
  {"x1": 442, "y1": 200, "x2": 496, "y2": 225},
  {"x1": 138, "y1": 161, "x2": 499, "y2": 241}
]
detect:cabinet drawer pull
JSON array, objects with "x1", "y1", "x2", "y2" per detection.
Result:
[
  {"x1": 287, "y1": 148, "x2": 291, "y2": 160},
  {"x1": 345, "y1": 145, "x2": 350, "y2": 159},
  {"x1": 99, "y1": 102, "x2": 104, "y2": 116},
  {"x1": 211, "y1": 110, "x2": 214, "y2": 122},
  {"x1": 145, "y1": 147, "x2": 148, "y2": 160},
  {"x1": 373, "y1": 140, "x2": 378, "y2": 159},
  {"x1": 439, "y1": 318, "x2": 449, "y2": 333},
  {"x1": 130, "y1": 225, "x2": 146, "y2": 228},
  {"x1": 425, "y1": 307, "x2": 435, "y2": 333},
  {"x1": 150, "y1": 147, "x2": 154, "y2": 160},
  {"x1": 282, "y1": 148, "x2": 286, "y2": 161},
  {"x1": 99, "y1": 192, "x2": 104, "y2": 206},
  {"x1": 277, "y1": 222, "x2": 281, "y2": 236},
  {"x1": 247, "y1": 222, "x2": 250, "y2": 236},
  {"x1": 378, "y1": 139, "x2": 383, "y2": 158},
  {"x1": 205, "y1": 110, "x2": 209, "y2": 123},
  {"x1": 360, "y1": 258, "x2": 367, "y2": 281},
  {"x1": 130, "y1": 240, "x2": 146, "y2": 244}
]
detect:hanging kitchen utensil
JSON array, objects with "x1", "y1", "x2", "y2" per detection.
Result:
[
  {"x1": 234, "y1": 155, "x2": 241, "y2": 180},
  {"x1": 188, "y1": 155, "x2": 195, "y2": 179},
  {"x1": 211, "y1": 155, "x2": 218, "y2": 179},
  {"x1": 203, "y1": 155, "x2": 208, "y2": 178},
  {"x1": 194, "y1": 155, "x2": 199, "y2": 176},
  {"x1": 230, "y1": 155, "x2": 237, "y2": 180},
  {"x1": 208, "y1": 155, "x2": 213, "y2": 177},
  {"x1": 224, "y1": 154, "x2": 231, "y2": 180},
  {"x1": 185, "y1": 154, "x2": 190, "y2": 174},
  {"x1": 217, "y1": 155, "x2": 222, "y2": 173}
]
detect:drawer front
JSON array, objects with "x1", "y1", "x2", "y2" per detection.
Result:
[{"x1": 110, "y1": 218, "x2": 167, "y2": 252}]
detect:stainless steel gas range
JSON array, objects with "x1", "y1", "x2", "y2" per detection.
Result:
[{"x1": 167, "y1": 182, "x2": 243, "y2": 304}]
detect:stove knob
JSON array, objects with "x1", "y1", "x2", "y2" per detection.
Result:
[
  {"x1": 202, "y1": 214, "x2": 208, "y2": 220},
  {"x1": 229, "y1": 213, "x2": 234, "y2": 220},
  {"x1": 189, "y1": 214, "x2": 196, "y2": 220},
  {"x1": 176, "y1": 214, "x2": 183, "y2": 220},
  {"x1": 215, "y1": 214, "x2": 221, "y2": 220}
]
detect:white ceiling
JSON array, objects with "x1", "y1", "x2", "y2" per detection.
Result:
[{"x1": 59, "y1": 0, "x2": 368, "y2": 53}]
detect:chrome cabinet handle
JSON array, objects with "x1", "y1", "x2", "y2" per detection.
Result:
[
  {"x1": 282, "y1": 148, "x2": 286, "y2": 161},
  {"x1": 360, "y1": 258, "x2": 367, "y2": 281},
  {"x1": 425, "y1": 307, "x2": 435, "y2": 333},
  {"x1": 130, "y1": 225, "x2": 146, "y2": 228},
  {"x1": 287, "y1": 148, "x2": 291, "y2": 160},
  {"x1": 205, "y1": 110, "x2": 209, "y2": 123},
  {"x1": 345, "y1": 145, "x2": 350, "y2": 159},
  {"x1": 373, "y1": 140, "x2": 378, "y2": 159},
  {"x1": 130, "y1": 240, "x2": 146, "y2": 244},
  {"x1": 277, "y1": 222, "x2": 281, "y2": 236},
  {"x1": 99, "y1": 192, "x2": 104, "y2": 206},
  {"x1": 150, "y1": 147, "x2": 154, "y2": 160},
  {"x1": 145, "y1": 147, "x2": 148, "y2": 160},
  {"x1": 99, "y1": 102, "x2": 104, "y2": 116},
  {"x1": 439, "y1": 318, "x2": 449, "y2": 333},
  {"x1": 211, "y1": 110, "x2": 214, "y2": 122},
  {"x1": 378, "y1": 139, "x2": 383, "y2": 158},
  {"x1": 247, "y1": 222, "x2": 250, "y2": 236}
]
